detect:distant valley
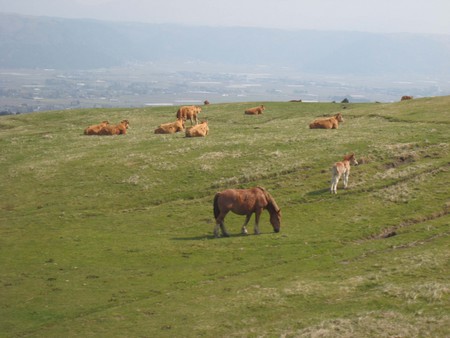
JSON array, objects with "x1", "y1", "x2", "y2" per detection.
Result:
[{"x1": 1, "y1": 13, "x2": 449, "y2": 112}]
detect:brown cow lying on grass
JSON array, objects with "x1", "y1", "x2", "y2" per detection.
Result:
[
  {"x1": 176, "y1": 106, "x2": 202, "y2": 125},
  {"x1": 96, "y1": 120, "x2": 130, "y2": 135},
  {"x1": 84, "y1": 121, "x2": 110, "y2": 135},
  {"x1": 309, "y1": 113, "x2": 343, "y2": 129},
  {"x1": 154, "y1": 118, "x2": 185, "y2": 134},
  {"x1": 401, "y1": 95, "x2": 413, "y2": 101},
  {"x1": 185, "y1": 121, "x2": 209, "y2": 137},
  {"x1": 245, "y1": 105, "x2": 265, "y2": 115}
]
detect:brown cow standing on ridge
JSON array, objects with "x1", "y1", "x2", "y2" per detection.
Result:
[
  {"x1": 84, "y1": 121, "x2": 110, "y2": 135},
  {"x1": 245, "y1": 105, "x2": 265, "y2": 115},
  {"x1": 401, "y1": 95, "x2": 413, "y2": 101},
  {"x1": 154, "y1": 119, "x2": 185, "y2": 134},
  {"x1": 309, "y1": 113, "x2": 344, "y2": 129},
  {"x1": 176, "y1": 106, "x2": 202, "y2": 125},
  {"x1": 98, "y1": 120, "x2": 130, "y2": 135},
  {"x1": 185, "y1": 121, "x2": 209, "y2": 137}
]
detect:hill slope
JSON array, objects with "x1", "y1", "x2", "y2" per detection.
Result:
[
  {"x1": 0, "y1": 97, "x2": 449, "y2": 336},
  {"x1": 1, "y1": 12, "x2": 450, "y2": 76}
]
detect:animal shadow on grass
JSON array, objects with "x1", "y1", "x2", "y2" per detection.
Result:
[
  {"x1": 307, "y1": 188, "x2": 330, "y2": 196},
  {"x1": 172, "y1": 233, "x2": 272, "y2": 241}
]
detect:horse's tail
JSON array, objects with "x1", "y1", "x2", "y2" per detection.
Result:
[{"x1": 213, "y1": 193, "x2": 220, "y2": 220}]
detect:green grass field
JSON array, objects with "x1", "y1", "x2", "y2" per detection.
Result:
[{"x1": 1, "y1": 97, "x2": 449, "y2": 337}]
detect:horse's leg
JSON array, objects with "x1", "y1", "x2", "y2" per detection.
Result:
[
  {"x1": 214, "y1": 211, "x2": 230, "y2": 238},
  {"x1": 254, "y1": 210, "x2": 262, "y2": 235},
  {"x1": 331, "y1": 174, "x2": 337, "y2": 193},
  {"x1": 220, "y1": 219, "x2": 230, "y2": 237},
  {"x1": 213, "y1": 217, "x2": 221, "y2": 238},
  {"x1": 241, "y1": 214, "x2": 252, "y2": 235},
  {"x1": 214, "y1": 220, "x2": 229, "y2": 237},
  {"x1": 343, "y1": 171, "x2": 349, "y2": 189},
  {"x1": 331, "y1": 174, "x2": 340, "y2": 194}
]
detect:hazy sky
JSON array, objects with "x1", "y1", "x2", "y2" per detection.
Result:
[{"x1": 1, "y1": 0, "x2": 449, "y2": 34}]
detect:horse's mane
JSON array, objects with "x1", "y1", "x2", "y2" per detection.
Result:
[
  {"x1": 257, "y1": 186, "x2": 280, "y2": 213},
  {"x1": 343, "y1": 153, "x2": 354, "y2": 161}
]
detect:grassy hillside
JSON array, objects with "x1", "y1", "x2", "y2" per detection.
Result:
[{"x1": 1, "y1": 97, "x2": 449, "y2": 337}]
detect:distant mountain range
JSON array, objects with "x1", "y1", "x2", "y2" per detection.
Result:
[{"x1": 1, "y1": 13, "x2": 450, "y2": 77}]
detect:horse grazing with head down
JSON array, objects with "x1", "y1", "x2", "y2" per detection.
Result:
[
  {"x1": 331, "y1": 153, "x2": 358, "y2": 194},
  {"x1": 309, "y1": 113, "x2": 343, "y2": 129},
  {"x1": 213, "y1": 186, "x2": 281, "y2": 238}
]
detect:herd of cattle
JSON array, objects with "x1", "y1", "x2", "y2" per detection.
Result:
[
  {"x1": 83, "y1": 95, "x2": 413, "y2": 136},
  {"x1": 83, "y1": 95, "x2": 415, "y2": 196},
  {"x1": 83, "y1": 104, "x2": 268, "y2": 137},
  {"x1": 154, "y1": 105, "x2": 209, "y2": 137},
  {"x1": 82, "y1": 103, "x2": 344, "y2": 139}
]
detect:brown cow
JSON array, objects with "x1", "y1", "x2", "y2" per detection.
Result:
[
  {"x1": 185, "y1": 121, "x2": 209, "y2": 137},
  {"x1": 154, "y1": 118, "x2": 185, "y2": 134},
  {"x1": 84, "y1": 121, "x2": 110, "y2": 135},
  {"x1": 204, "y1": 100, "x2": 210, "y2": 105},
  {"x1": 245, "y1": 105, "x2": 265, "y2": 115},
  {"x1": 309, "y1": 113, "x2": 343, "y2": 129},
  {"x1": 401, "y1": 95, "x2": 413, "y2": 101},
  {"x1": 176, "y1": 106, "x2": 202, "y2": 125},
  {"x1": 98, "y1": 120, "x2": 130, "y2": 135}
]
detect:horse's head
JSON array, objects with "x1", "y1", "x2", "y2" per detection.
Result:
[
  {"x1": 351, "y1": 157, "x2": 358, "y2": 166},
  {"x1": 346, "y1": 153, "x2": 358, "y2": 166},
  {"x1": 270, "y1": 208, "x2": 281, "y2": 233}
]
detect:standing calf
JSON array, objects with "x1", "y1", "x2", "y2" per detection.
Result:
[{"x1": 331, "y1": 153, "x2": 358, "y2": 194}]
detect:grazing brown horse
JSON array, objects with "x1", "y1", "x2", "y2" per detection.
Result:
[
  {"x1": 331, "y1": 153, "x2": 358, "y2": 194},
  {"x1": 213, "y1": 187, "x2": 281, "y2": 238}
]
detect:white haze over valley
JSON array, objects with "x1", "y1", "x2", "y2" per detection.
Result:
[
  {"x1": 1, "y1": 0, "x2": 449, "y2": 34},
  {"x1": 0, "y1": 1, "x2": 450, "y2": 112}
]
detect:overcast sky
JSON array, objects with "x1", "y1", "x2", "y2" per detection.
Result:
[{"x1": 1, "y1": 0, "x2": 449, "y2": 35}]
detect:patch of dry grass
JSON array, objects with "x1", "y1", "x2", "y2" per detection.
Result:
[{"x1": 285, "y1": 311, "x2": 449, "y2": 338}]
